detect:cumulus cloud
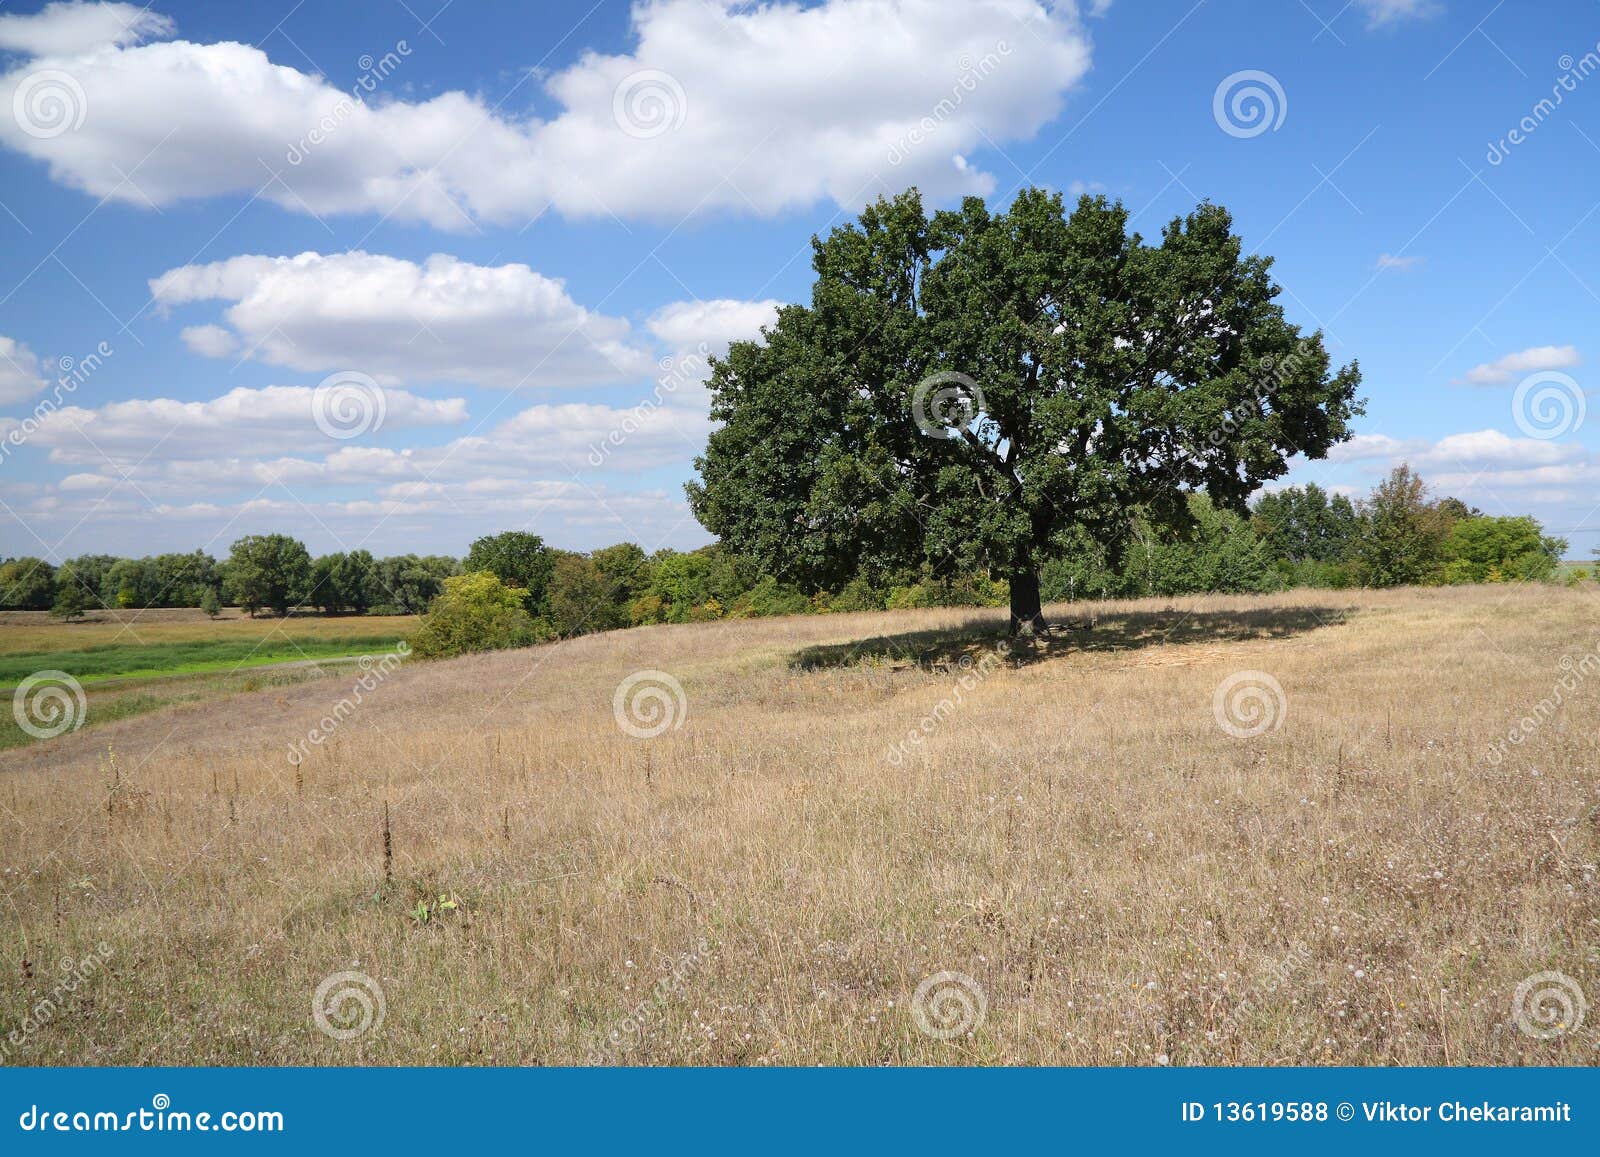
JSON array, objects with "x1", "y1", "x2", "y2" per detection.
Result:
[
  {"x1": 1456, "y1": 345, "x2": 1580, "y2": 386},
  {"x1": 1327, "y1": 432, "x2": 1415, "y2": 462},
  {"x1": 0, "y1": 335, "x2": 48, "y2": 404},
  {"x1": 178, "y1": 323, "x2": 238, "y2": 359},
  {"x1": 1413, "y1": 429, "x2": 1585, "y2": 470},
  {"x1": 0, "y1": 1, "x2": 171, "y2": 55},
  {"x1": 646, "y1": 298, "x2": 781, "y2": 354},
  {"x1": 9, "y1": 383, "x2": 467, "y2": 464},
  {"x1": 0, "y1": 0, "x2": 1093, "y2": 226},
  {"x1": 150, "y1": 251, "x2": 654, "y2": 388}
]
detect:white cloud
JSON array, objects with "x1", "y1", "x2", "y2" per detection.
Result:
[
  {"x1": 1327, "y1": 432, "x2": 1415, "y2": 462},
  {"x1": 1456, "y1": 344, "x2": 1580, "y2": 386},
  {"x1": 178, "y1": 323, "x2": 238, "y2": 359},
  {"x1": 150, "y1": 251, "x2": 653, "y2": 388},
  {"x1": 0, "y1": 0, "x2": 1093, "y2": 226},
  {"x1": 12, "y1": 383, "x2": 467, "y2": 464},
  {"x1": 1375, "y1": 253, "x2": 1421, "y2": 270},
  {"x1": 1, "y1": 479, "x2": 703, "y2": 558},
  {"x1": 0, "y1": 335, "x2": 47, "y2": 404},
  {"x1": 1357, "y1": 0, "x2": 1441, "y2": 28},
  {"x1": 646, "y1": 298, "x2": 780, "y2": 353},
  {"x1": 1414, "y1": 428, "x2": 1585, "y2": 470},
  {"x1": 0, "y1": 1, "x2": 171, "y2": 56}
]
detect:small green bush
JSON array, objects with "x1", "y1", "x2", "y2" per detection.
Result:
[{"x1": 410, "y1": 573, "x2": 546, "y2": 659}]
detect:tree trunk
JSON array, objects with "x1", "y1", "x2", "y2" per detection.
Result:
[{"x1": 1008, "y1": 570, "x2": 1046, "y2": 636}]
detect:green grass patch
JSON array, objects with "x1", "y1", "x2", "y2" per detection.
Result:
[
  {"x1": 0, "y1": 634, "x2": 409, "y2": 685},
  {"x1": 0, "y1": 664, "x2": 363, "y2": 750}
]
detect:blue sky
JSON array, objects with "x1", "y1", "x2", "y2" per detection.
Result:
[{"x1": 0, "y1": 0, "x2": 1596, "y2": 563}]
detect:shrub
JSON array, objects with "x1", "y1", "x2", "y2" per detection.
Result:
[
  {"x1": 410, "y1": 573, "x2": 545, "y2": 659},
  {"x1": 731, "y1": 576, "x2": 811, "y2": 618}
]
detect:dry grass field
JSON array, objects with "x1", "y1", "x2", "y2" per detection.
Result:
[{"x1": 1, "y1": 584, "x2": 1596, "y2": 1066}]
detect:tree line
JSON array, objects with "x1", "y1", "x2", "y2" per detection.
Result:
[{"x1": 0, "y1": 463, "x2": 1575, "y2": 655}]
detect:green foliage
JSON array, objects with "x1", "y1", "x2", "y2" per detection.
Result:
[
  {"x1": 545, "y1": 552, "x2": 623, "y2": 636},
  {"x1": 689, "y1": 187, "x2": 1363, "y2": 629},
  {"x1": 376, "y1": 555, "x2": 459, "y2": 614},
  {"x1": 646, "y1": 546, "x2": 755, "y2": 623},
  {"x1": 1121, "y1": 494, "x2": 1277, "y2": 597},
  {"x1": 1441, "y1": 515, "x2": 1565, "y2": 583},
  {"x1": 199, "y1": 587, "x2": 222, "y2": 618},
  {"x1": 1252, "y1": 483, "x2": 1358, "y2": 564},
  {"x1": 464, "y1": 532, "x2": 554, "y2": 612},
  {"x1": 1353, "y1": 465, "x2": 1454, "y2": 588},
  {"x1": 50, "y1": 581, "x2": 89, "y2": 622},
  {"x1": 410, "y1": 572, "x2": 544, "y2": 659},
  {"x1": 732, "y1": 576, "x2": 813, "y2": 618},
  {"x1": 224, "y1": 534, "x2": 313, "y2": 616},
  {"x1": 0, "y1": 557, "x2": 58, "y2": 610}
]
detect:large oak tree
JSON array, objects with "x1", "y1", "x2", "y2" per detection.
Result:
[{"x1": 689, "y1": 189, "x2": 1364, "y2": 634}]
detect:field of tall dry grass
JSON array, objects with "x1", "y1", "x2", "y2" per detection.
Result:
[{"x1": 1, "y1": 584, "x2": 1596, "y2": 1065}]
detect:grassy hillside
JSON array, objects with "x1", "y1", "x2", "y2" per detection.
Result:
[{"x1": 1, "y1": 586, "x2": 1595, "y2": 1065}]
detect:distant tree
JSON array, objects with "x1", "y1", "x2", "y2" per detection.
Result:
[
  {"x1": 1354, "y1": 465, "x2": 1452, "y2": 587},
  {"x1": 152, "y1": 551, "x2": 218, "y2": 606},
  {"x1": 645, "y1": 546, "x2": 755, "y2": 622},
  {"x1": 49, "y1": 580, "x2": 88, "y2": 622},
  {"x1": 464, "y1": 532, "x2": 554, "y2": 612},
  {"x1": 1124, "y1": 493, "x2": 1277, "y2": 596},
  {"x1": 63, "y1": 554, "x2": 117, "y2": 609},
  {"x1": 545, "y1": 553, "x2": 621, "y2": 636},
  {"x1": 1252, "y1": 483, "x2": 1359, "y2": 565},
  {"x1": 377, "y1": 554, "x2": 458, "y2": 614},
  {"x1": 1442, "y1": 515, "x2": 1565, "y2": 583},
  {"x1": 335, "y1": 549, "x2": 381, "y2": 614},
  {"x1": 689, "y1": 188, "x2": 1363, "y2": 633},
  {"x1": 105, "y1": 557, "x2": 160, "y2": 608},
  {"x1": 199, "y1": 586, "x2": 222, "y2": 618},
  {"x1": 225, "y1": 534, "x2": 312, "y2": 616},
  {"x1": 1435, "y1": 497, "x2": 1483, "y2": 521},
  {"x1": 0, "y1": 557, "x2": 57, "y2": 610},
  {"x1": 410, "y1": 572, "x2": 543, "y2": 659},
  {"x1": 310, "y1": 554, "x2": 345, "y2": 613},
  {"x1": 590, "y1": 542, "x2": 651, "y2": 604}
]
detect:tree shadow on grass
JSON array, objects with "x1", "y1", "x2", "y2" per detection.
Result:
[{"x1": 790, "y1": 604, "x2": 1350, "y2": 672}]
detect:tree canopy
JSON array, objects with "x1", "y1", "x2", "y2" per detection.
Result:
[{"x1": 689, "y1": 187, "x2": 1364, "y2": 632}]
